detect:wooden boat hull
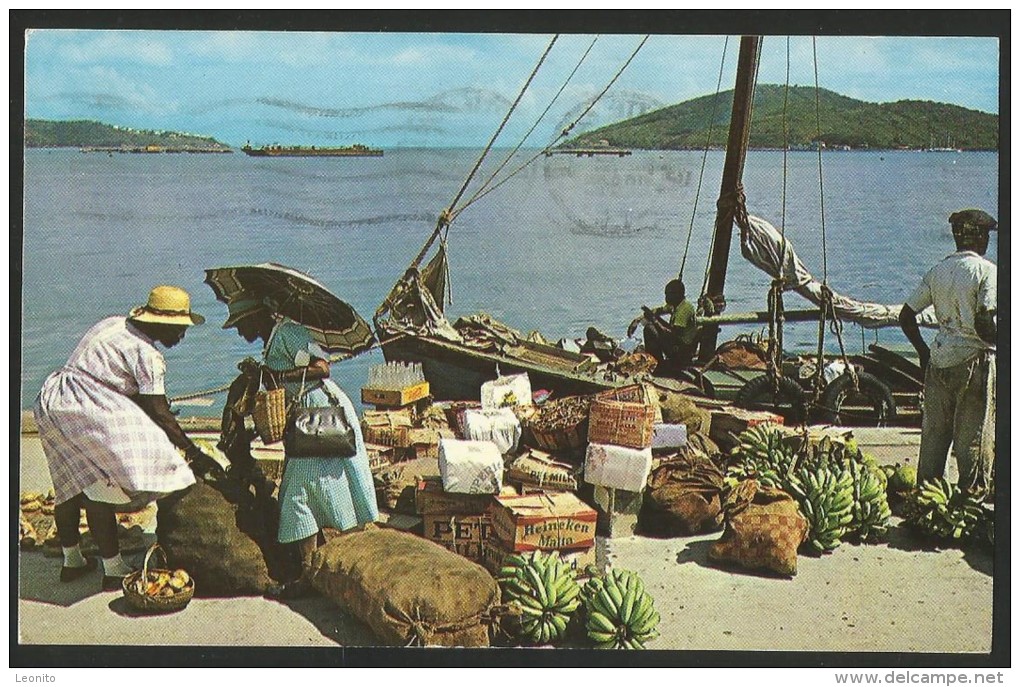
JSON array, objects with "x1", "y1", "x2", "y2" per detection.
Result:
[{"x1": 380, "y1": 333, "x2": 619, "y2": 401}]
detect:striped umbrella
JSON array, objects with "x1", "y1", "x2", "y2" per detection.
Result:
[{"x1": 204, "y1": 262, "x2": 375, "y2": 356}]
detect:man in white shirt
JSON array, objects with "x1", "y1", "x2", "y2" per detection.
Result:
[{"x1": 899, "y1": 209, "x2": 997, "y2": 496}]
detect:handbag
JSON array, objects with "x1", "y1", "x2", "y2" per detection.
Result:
[{"x1": 284, "y1": 371, "x2": 358, "y2": 458}]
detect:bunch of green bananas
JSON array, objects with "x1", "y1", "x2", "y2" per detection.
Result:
[
  {"x1": 788, "y1": 465, "x2": 854, "y2": 553},
  {"x1": 848, "y1": 460, "x2": 891, "y2": 542},
  {"x1": 584, "y1": 569, "x2": 660, "y2": 650},
  {"x1": 904, "y1": 478, "x2": 985, "y2": 540},
  {"x1": 497, "y1": 550, "x2": 581, "y2": 646},
  {"x1": 886, "y1": 464, "x2": 917, "y2": 495},
  {"x1": 797, "y1": 435, "x2": 848, "y2": 474},
  {"x1": 725, "y1": 424, "x2": 797, "y2": 490}
]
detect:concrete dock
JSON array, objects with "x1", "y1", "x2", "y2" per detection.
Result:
[{"x1": 16, "y1": 424, "x2": 992, "y2": 652}]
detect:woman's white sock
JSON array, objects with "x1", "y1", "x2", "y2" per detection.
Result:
[
  {"x1": 62, "y1": 546, "x2": 86, "y2": 568},
  {"x1": 102, "y1": 554, "x2": 133, "y2": 577}
]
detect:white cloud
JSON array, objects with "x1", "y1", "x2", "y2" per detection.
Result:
[
  {"x1": 57, "y1": 31, "x2": 172, "y2": 66},
  {"x1": 385, "y1": 42, "x2": 477, "y2": 67},
  {"x1": 85, "y1": 65, "x2": 178, "y2": 113}
]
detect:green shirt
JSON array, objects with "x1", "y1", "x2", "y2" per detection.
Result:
[{"x1": 669, "y1": 299, "x2": 698, "y2": 345}]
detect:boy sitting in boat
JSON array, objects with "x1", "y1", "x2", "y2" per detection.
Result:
[{"x1": 628, "y1": 278, "x2": 700, "y2": 374}]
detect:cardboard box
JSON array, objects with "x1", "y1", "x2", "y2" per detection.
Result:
[
  {"x1": 489, "y1": 492, "x2": 597, "y2": 552},
  {"x1": 506, "y1": 450, "x2": 579, "y2": 492},
  {"x1": 481, "y1": 539, "x2": 596, "y2": 578},
  {"x1": 362, "y1": 409, "x2": 414, "y2": 447},
  {"x1": 414, "y1": 477, "x2": 497, "y2": 516},
  {"x1": 361, "y1": 381, "x2": 431, "y2": 408},
  {"x1": 365, "y1": 443, "x2": 401, "y2": 473},
  {"x1": 709, "y1": 407, "x2": 784, "y2": 448},
  {"x1": 421, "y1": 513, "x2": 493, "y2": 561},
  {"x1": 651, "y1": 423, "x2": 688, "y2": 451},
  {"x1": 406, "y1": 427, "x2": 455, "y2": 461}
]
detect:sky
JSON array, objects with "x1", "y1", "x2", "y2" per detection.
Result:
[{"x1": 23, "y1": 30, "x2": 1000, "y2": 149}]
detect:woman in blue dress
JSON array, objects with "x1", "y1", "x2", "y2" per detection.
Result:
[{"x1": 223, "y1": 298, "x2": 379, "y2": 595}]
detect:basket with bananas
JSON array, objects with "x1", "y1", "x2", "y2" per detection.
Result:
[{"x1": 122, "y1": 544, "x2": 195, "y2": 614}]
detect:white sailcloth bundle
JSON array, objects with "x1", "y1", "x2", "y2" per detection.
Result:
[{"x1": 739, "y1": 214, "x2": 938, "y2": 329}]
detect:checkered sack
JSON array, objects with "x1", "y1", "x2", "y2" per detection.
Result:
[{"x1": 708, "y1": 480, "x2": 808, "y2": 576}]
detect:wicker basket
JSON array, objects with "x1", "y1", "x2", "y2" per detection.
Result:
[
  {"x1": 523, "y1": 396, "x2": 592, "y2": 452},
  {"x1": 253, "y1": 387, "x2": 288, "y2": 445},
  {"x1": 597, "y1": 384, "x2": 662, "y2": 423},
  {"x1": 588, "y1": 398, "x2": 656, "y2": 449},
  {"x1": 122, "y1": 544, "x2": 195, "y2": 615}
]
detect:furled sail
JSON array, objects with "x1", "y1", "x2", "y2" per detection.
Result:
[
  {"x1": 374, "y1": 263, "x2": 462, "y2": 342},
  {"x1": 739, "y1": 214, "x2": 938, "y2": 329}
]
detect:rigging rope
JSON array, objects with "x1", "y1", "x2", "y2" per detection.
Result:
[
  {"x1": 805, "y1": 37, "x2": 857, "y2": 405},
  {"x1": 458, "y1": 36, "x2": 599, "y2": 213},
  {"x1": 699, "y1": 38, "x2": 763, "y2": 313},
  {"x1": 408, "y1": 34, "x2": 559, "y2": 269},
  {"x1": 767, "y1": 37, "x2": 792, "y2": 393},
  {"x1": 812, "y1": 37, "x2": 829, "y2": 283},
  {"x1": 451, "y1": 34, "x2": 650, "y2": 219},
  {"x1": 678, "y1": 36, "x2": 729, "y2": 281}
]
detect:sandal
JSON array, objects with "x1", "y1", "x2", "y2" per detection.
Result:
[
  {"x1": 59, "y1": 556, "x2": 98, "y2": 583},
  {"x1": 265, "y1": 578, "x2": 316, "y2": 600}
]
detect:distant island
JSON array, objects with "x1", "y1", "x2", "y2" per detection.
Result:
[
  {"x1": 565, "y1": 85, "x2": 998, "y2": 152},
  {"x1": 25, "y1": 119, "x2": 232, "y2": 153}
]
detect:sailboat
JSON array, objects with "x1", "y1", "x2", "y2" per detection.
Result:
[{"x1": 373, "y1": 35, "x2": 931, "y2": 425}]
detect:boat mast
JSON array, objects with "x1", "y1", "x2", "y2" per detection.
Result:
[{"x1": 697, "y1": 35, "x2": 762, "y2": 363}]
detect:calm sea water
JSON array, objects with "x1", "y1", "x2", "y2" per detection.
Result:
[{"x1": 21, "y1": 148, "x2": 998, "y2": 412}]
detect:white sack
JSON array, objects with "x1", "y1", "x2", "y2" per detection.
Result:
[
  {"x1": 481, "y1": 373, "x2": 533, "y2": 410},
  {"x1": 584, "y1": 442, "x2": 653, "y2": 492},
  {"x1": 462, "y1": 407, "x2": 522, "y2": 455},
  {"x1": 438, "y1": 438, "x2": 504, "y2": 494}
]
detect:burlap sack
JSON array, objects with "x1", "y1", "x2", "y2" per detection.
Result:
[
  {"x1": 708, "y1": 480, "x2": 808, "y2": 576},
  {"x1": 654, "y1": 389, "x2": 711, "y2": 436},
  {"x1": 642, "y1": 453, "x2": 725, "y2": 536},
  {"x1": 309, "y1": 527, "x2": 500, "y2": 647},
  {"x1": 373, "y1": 456, "x2": 440, "y2": 513},
  {"x1": 157, "y1": 481, "x2": 297, "y2": 597}
]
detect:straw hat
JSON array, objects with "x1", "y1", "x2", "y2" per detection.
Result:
[
  {"x1": 129, "y1": 286, "x2": 205, "y2": 326},
  {"x1": 222, "y1": 297, "x2": 270, "y2": 328}
]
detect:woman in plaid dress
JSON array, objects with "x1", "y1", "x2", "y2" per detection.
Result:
[
  {"x1": 223, "y1": 298, "x2": 378, "y2": 598},
  {"x1": 34, "y1": 286, "x2": 222, "y2": 591}
]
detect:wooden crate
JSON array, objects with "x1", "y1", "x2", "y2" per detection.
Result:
[{"x1": 361, "y1": 381, "x2": 430, "y2": 408}]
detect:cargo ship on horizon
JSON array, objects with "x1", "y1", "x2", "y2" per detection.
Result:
[{"x1": 240, "y1": 142, "x2": 384, "y2": 157}]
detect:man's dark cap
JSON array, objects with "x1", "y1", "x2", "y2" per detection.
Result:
[{"x1": 949, "y1": 209, "x2": 997, "y2": 232}]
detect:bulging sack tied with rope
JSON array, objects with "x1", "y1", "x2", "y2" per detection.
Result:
[{"x1": 310, "y1": 527, "x2": 500, "y2": 647}]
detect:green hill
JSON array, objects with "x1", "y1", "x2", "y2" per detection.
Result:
[
  {"x1": 567, "y1": 85, "x2": 998, "y2": 151},
  {"x1": 25, "y1": 119, "x2": 232, "y2": 150}
]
